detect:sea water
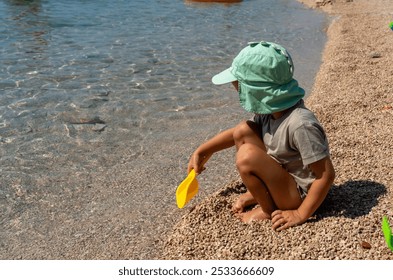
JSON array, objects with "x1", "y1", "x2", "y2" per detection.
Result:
[{"x1": 0, "y1": 0, "x2": 327, "y2": 258}]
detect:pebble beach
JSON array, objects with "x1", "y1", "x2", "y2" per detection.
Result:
[
  {"x1": 1, "y1": 0, "x2": 392, "y2": 261},
  {"x1": 161, "y1": 0, "x2": 393, "y2": 260}
]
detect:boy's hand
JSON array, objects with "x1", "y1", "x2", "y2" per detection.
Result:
[
  {"x1": 271, "y1": 209, "x2": 304, "y2": 231},
  {"x1": 186, "y1": 127, "x2": 236, "y2": 174},
  {"x1": 187, "y1": 152, "x2": 211, "y2": 174}
]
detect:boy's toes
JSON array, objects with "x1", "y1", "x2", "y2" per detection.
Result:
[{"x1": 231, "y1": 202, "x2": 244, "y2": 214}]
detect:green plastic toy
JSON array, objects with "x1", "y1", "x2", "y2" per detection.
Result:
[{"x1": 382, "y1": 216, "x2": 393, "y2": 251}]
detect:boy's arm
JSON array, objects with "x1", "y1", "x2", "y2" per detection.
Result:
[
  {"x1": 272, "y1": 156, "x2": 335, "y2": 231},
  {"x1": 297, "y1": 156, "x2": 335, "y2": 220},
  {"x1": 188, "y1": 127, "x2": 236, "y2": 174}
]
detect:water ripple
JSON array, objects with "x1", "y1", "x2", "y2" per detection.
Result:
[{"x1": 0, "y1": 0, "x2": 327, "y2": 195}]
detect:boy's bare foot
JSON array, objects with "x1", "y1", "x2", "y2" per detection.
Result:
[
  {"x1": 237, "y1": 207, "x2": 270, "y2": 223},
  {"x1": 232, "y1": 191, "x2": 257, "y2": 213}
]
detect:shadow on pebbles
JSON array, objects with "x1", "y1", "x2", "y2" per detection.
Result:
[{"x1": 161, "y1": 178, "x2": 393, "y2": 260}]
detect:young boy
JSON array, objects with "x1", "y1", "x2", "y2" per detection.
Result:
[{"x1": 188, "y1": 41, "x2": 335, "y2": 231}]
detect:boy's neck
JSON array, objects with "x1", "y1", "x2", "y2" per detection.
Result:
[
  {"x1": 272, "y1": 111, "x2": 285, "y2": 120},
  {"x1": 271, "y1": 101, "x2": 301, "y2": 119}
]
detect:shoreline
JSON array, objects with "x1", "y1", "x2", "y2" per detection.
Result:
[
  {"x1": 162, "y1": 0, "x2": 393, "y2": 259},
  {"x1": 0, "y1": 0, "x2": 328, "y2": 260}
]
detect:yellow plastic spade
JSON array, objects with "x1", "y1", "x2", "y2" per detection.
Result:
[{"x1": 176, "y1": 169, "x2": 198, "y2": 208}]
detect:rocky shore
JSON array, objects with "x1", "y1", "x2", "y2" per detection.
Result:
[{"x1": 161, "y1": 0, "x2": 393, "y2": 259}]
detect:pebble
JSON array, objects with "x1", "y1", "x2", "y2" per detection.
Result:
[
  {"x1": 361, "y1": 241, "x2": 372, "y2": 249},
  {"x1": 92, "y1": 124, "x2": 107, "y2": 132},
  {"x1": 369, "y1": 52, "x2": 382, "y2": 58}
]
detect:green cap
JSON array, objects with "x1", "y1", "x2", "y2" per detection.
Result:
[{"x1": 212, "y1": 41, "x2": 305, "y2": 114}]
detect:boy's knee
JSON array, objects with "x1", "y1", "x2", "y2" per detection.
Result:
[
  {"x1": 236, "y1": 144, "x2": 256, "y2": 174},
  {"x1": 233, "y1": 121, "x2": 247, "y2": 142}
]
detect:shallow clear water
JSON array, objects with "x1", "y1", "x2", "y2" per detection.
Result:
[
  {"x1": 0, "y1": 0, "x2": 327, "y2": 168},
  {"x1": 0, "y1": 0, "x2": 328, "y2": 258}
]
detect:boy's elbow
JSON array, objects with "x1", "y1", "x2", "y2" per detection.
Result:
[
  {"x1": 326, "y1": 159, "x2": 336, "y2": 186},
  {"x1": 311, "y1": 156, "x2": 335, "y2": 186},
  {"x1": 328, "y1": 169, "x2": 335, "y2": 186}
]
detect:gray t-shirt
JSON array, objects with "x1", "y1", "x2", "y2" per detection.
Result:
[{"x1": 253, "y1": 100, "x2": 330, "y2": 192}]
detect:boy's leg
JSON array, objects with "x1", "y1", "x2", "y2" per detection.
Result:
[
  {"x1": 232, "y1": 121, "x2": 264, "y2": 213},
  {"x1": 233, "y1": 121, "x2": 302, "y2": 222}
]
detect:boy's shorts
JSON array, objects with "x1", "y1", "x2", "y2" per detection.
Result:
[{"x1": 297, "y1": 185, "x2": 307, "y2": 200}]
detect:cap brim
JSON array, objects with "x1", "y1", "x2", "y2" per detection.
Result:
[{"x1": 211, "y1": 67, "x2": 237, "y2": 85}]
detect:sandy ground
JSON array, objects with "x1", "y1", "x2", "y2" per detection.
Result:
[{"x1": 161, "y1": 0, "x2": 393, "y2": 259}]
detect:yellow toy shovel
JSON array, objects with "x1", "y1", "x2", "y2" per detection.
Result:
[{"x1": 176, "y1": 169, "x2": 198, "y2": 208}]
